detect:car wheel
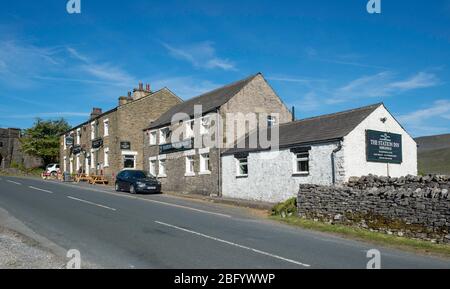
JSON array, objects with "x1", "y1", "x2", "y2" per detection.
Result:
[
  {"x1": 130, "y1": 184, "x2": 136, "y2": 194},
  {"x1": 115, "y1": 182, "x2": 121, "y2": 192}
]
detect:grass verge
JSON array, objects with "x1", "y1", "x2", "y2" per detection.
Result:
[{"x1": 270, "y1": 215, "x2": 450, "y2": 258}]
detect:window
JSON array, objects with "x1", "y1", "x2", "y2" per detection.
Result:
[
  {"x1": 149, "y1": 130, "x2": 157, "y2": 145},
  {"x1": 104, "y1": 119, "x2": 109, "y2": 137},
  {"x1": 0, "y1": 141, "x2": 3, "y2": 147},
  {"x1": 104, "y1": 148, "x2": 109, "y2": 167},
  {"x1": 159, "y1": 128, "x2": 170, "y2": 144},
  {"x1": 158, "y1": 159, "x2": 166, "y2": 177},
  {"x1": 63, "y1": 156, "x2": 67, "y2": 172},
  {"x1": 123, "y1": 155, "x2": 135, "y2": 169},
  {"x1": 185, "y1": 120, "x2": 194, "y2": 139},
  {"x1": 76, "y1": 155, "x2": 80, "y2": 172},
  {"x1": 201, "y1": 116, "x2": 210, "y2": 135},
  {"x1": 294, "y1": 152, "x2": 309, "y2": 174},
  {"x1": 267, "y1": 115, "x2": 277, "y2": 128},
  {"x1": 90, "y1": 122, "x2": 96, "y2": 140},
  {"x1": 236, "y1": 157, "x2": 248, "y2": 176},
  {"x1": 149, "y1": 159, "x2": 157, "y2": 176},
  {"x1": 185, "y1": 156, "x2": 195, "y2": 176},
  {"x1": 90, "y1": 150, "x2": 95, "y2": 169},
  {"x1": 69, "y1": 158, "x2": 74, "y2": 174},
  {"x1": 76, "y1": 129, "x2": 81, "y2": 144},
  {"x1": 200, "y1": 153, "x2": 210, "y2": 173}
]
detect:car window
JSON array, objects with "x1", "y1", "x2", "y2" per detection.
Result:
[{"x1": 130, "y1": 171, "x2": 147, "y2": 179}]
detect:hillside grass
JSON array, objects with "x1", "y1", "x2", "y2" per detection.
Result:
[{"x1": 418, "y1": 147, "x2": 450, "y2": 175}]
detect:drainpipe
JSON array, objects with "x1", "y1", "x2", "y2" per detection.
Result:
[
  {"x1": 217, "y1": 109, "x2": 222, "y2": 197},
  {"x1": 331, "y1": 141, "x2": 343, "y2": 185}
]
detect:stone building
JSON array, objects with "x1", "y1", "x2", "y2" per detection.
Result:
[
  {"x1": 143, "y1": 73, "x2": 293, "y2": 195},
  {"x1": 0, "y1": 128, "x2": 43, "y2": 169},
  {"x1": 222, "y1": 103, "x2": 418, "y2": 203},
  {"x1": 0, "y1": 128, "x2": 23, "y2": 169},
  {"x1": 60, "y1": 83, "x2": 182, "y2": 181}
]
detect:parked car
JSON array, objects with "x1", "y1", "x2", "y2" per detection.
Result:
[
  {"x1": 115, "y1": 169, "x2": 161, "y2": 194},
  {"x1": 45, "y1": 164, "x2": 60, "y2": 176}
]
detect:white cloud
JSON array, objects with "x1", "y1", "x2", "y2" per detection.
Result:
[
  {"x1": 329, "y1": 71, "x2": 440, "y2": 104},
  {"x1": 389, "y1": 72, "x2": 440, "y2": 90},
  {"x1": 0, "y1": 40, "x2": 63, "y2": 88},
  {"x1": 67, "y1": 47, "x2": 136, "y2": 87},
  {"x1": 162, "y1": 41, "x2": 236, "y2": 71},
  {"x1": 0, "y1": 112, "x2": 90, "y2": 119},
  {"x1": 151, "y1": 76, "x2": 220, "y2": 99},
  {"x1": 398, "y1": 100, "x2": 450, "y2": 136}
]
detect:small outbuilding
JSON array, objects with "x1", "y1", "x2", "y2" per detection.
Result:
[{"x1": 221, "y1": 103, "x2": 418, "y2": 203}]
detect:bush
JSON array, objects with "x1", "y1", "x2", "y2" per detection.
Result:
[{"x1": 271, "y1": 197, "x2": 298, "y2": 217}]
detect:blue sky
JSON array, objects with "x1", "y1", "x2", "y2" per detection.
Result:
[{"x1": 0, "y1": 0, "x2": 449, "y2": 137}]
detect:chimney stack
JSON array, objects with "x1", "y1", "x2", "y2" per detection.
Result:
[
  {"x1": 90, "y1": 108, "x2": 103, "y2": 119},
  {"x1": 118, "y1": 96, "x2": 128, "y2": 106}
]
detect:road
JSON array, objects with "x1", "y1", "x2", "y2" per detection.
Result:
[{"x1": 0, "y1": 176, "x2": 448, "y2": 269}]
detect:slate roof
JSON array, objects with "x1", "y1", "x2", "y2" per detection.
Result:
[
  {"x1": 223, "y1": 103, "x2": 384, "y2": 155},
  {"x1": 147, "y1": 73, "x2": 261, "y2": 130}
]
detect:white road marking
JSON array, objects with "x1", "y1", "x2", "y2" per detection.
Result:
[
  {"x1": 7, "y1": 180, "x2": 21, "y2": 185},
  {"x1": 144, "y1": 198, "x2": 231, "y2": 218},
  {"x1": 54, "y1": 182, "x2": 231, "y2": 218},
  {"x1": 67, "y1": 196, "x2": 117, "y2": 211},
  {"x1": 28, "y1": 186, "x2": 54, "y2": 194},
  {"x1": 155, "y1": 221, "x2": 311, "y2": 268}
]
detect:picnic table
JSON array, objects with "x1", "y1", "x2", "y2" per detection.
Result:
[
  {"x1": 89, "y1": 175, "x2": 109, "y2": 185},
  {"x1": 74, "y1": 174, "x2": 92, "y2": 183}
]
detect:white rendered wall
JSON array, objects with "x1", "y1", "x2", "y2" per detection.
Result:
[
  {"x1": 343, "y1": 105, "x2": 417, "y2": 180},
  {"x1": 221, "y1": 143, "x2": 341, "y2": 203}
]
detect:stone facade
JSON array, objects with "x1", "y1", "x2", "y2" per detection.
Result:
[
  {"x1": 60, "y1": 85, "x2": 182, "y2": 182},
  {"x1": 298, "y1": 175, "x2": 450, "y2": 243},
  {"x1": 143, "y1": 74, "x2": 293, "y2": 195},
  {"x1": 0, "y1": 128, "x2": 42, "y2": 169}
]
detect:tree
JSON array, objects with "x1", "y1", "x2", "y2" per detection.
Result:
[{"x1": 20, "y1": 118, "x2": 71, "y2": 165}]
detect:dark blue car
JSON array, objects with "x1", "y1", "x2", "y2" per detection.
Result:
[{"x1": 115, "y1": 170, "x2": 161, "y2": 194}]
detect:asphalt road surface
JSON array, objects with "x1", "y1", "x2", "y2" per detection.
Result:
[{"x1": 0, "y1": 176, "x2": 448, "y2": 269}]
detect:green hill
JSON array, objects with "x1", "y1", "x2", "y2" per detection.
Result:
[{"x1": 415, "y1": 134, "x2": 450, "y2": 175}]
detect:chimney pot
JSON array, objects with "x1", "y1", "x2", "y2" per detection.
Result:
[{"x1": 90, "y1": 107, "x2": 103, "y2": 119}]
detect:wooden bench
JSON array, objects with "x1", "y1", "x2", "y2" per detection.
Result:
[
  {"x1": 75, "y1": 174, "x2": 93, "y2": 183},
  {"x1": 89, "y1": 175, "x2": 109, "y2": 185}
]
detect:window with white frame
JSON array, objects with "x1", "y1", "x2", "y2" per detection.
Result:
[
  {"x1": 90, "y1": 122, "x2": 96, "y2": 140},
  {"x1": 236, "y1": 157, "x2": 248, "y2": 176},
  {"x1": 76, "y1": 129, "x2": 81, "y2": 144},
  {"x1": 200, "y1": 153, "x2": 210, "y2": 173},
  {"x1": 149, "y1": 159, "x2": 157, "y2": 176},
  {"x1": 200, "y1": 116, "x2": 210, "y2": 135},
  {"x1": 294, "y1": 152, "x2": 310, "y2": 174},
  {"x1": 185, "y1": 119, "x2": 195, "y2": 139},
  {"x1": 63, "y1": 156, "x2": 67, "y2": 172},
  {"x1": 158, "y1": 159, "x2": 166, "y2": 177},
  {"x1": 91, "y1": 150, "x2": 95, "y2": 169},
  {"x1": 267, "y1": 115, "x2": 277, "y2": 128},
  {"x1": 76, "y1": 155, "x2": 80, "y2": 172},
  {"x1": 149, "y1": 130, "x2": 157, "y2": 145},
  {"x1": 63, "y1": 135, "x2": 67, "y2": 150},
  {"x1": 185, "y1": 155, "x2": 195, "y2": 175},
  {"x1": 159, "y1": 127, "x2": 170, "y2": 144},
  {"x1": 104, "y1": 148, "x2": 109, "y2": 167},
  {"x1": 103, "y1": 119, "x2": 109, "y2": 137},
  {"x1": 69, "y1": 158, "x2": 73, "y2": 174}
]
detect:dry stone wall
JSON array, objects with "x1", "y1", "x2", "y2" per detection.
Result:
[{"x1": 297, "y1": 175, "x2": 450, "y2": 243}]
